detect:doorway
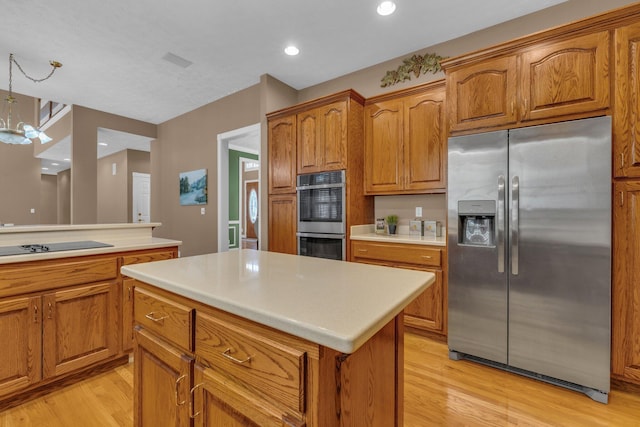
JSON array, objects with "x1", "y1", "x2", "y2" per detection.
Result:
[{"x1": 216, "y1": 123, "x2": 260, "y2": 253}]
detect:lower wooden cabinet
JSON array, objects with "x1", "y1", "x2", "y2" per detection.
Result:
[
  {"x1": 122, "y1": 278, "x2": 135, "y2": 353},
  {"x1": 268, "y1": 194, "x2": 297, "y2": 255},
  {"x1": 134, "y1": 327, "x2": 193, "y2": 427},
  {"x1": 351, "y1": 240, "x2": 446, "y2": 336},
  {"x1": 612, "y1": 181, "x2": 640, "y2": 385},
  {"x1": 0, "y1": 295, "x2": 42, "y2": 398}
]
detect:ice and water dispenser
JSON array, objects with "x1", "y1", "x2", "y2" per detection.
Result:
[{"x1": 457, "y1": 200, "x2": 495, "y2": 247}]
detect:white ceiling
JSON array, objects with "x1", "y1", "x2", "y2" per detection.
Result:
[{"x1": 3, "y1": 0, "x2": 567, "y2": 173}]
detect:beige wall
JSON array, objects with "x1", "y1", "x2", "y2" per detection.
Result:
[
  {"x1": 152, "y1": 85, "x2": 262, "y2": 257},
  {"x1": 57, "y1": 169, "x2": 71, "y2": 224},
  {"x1": 39, "y1": 175, "x2": 58, "y2": 224},
  {"x1": 97, "y1": 150, "x2": 128, "y2": 223}
]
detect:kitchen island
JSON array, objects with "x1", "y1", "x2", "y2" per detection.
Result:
[
  {"x1": 122, "y1": 249, "x2": 434, "y2": 426},
  {"x1": 0, "y1": 223, "x2": 180, "y2": 410}
]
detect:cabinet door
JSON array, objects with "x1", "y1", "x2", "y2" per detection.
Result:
[
  {"x1": 364, "y1": 100, "x2": 404, "y2": 194},
  {"x1": 404, "y1": 269, "x2": 444, "y2": 333},
  {"x1": 42, "y1": 282, "x2": 118, "y2": 378},
  {"x1": 520, "y1": 31, "x2": 609, "y2": 122},
  {"x1": 134, "y1": 328, "x2": 193, "y2": 427},
  {"x1": 122, "y1": 277, "x2": 135, "y2": 353},
  {"x1": 268, "y1": 115, "x2": 297, "y2": 194},
  {"x1": 0, "y1": 296, "x2": 41, "y2": 397},
  {"x1": 268, "y1": 194, "x2": 297, "y2": 255},
  {"x1": 319, "y1": 100, "x2": 348, "y2": 171},
  {"x1": 193, "y1": 365, "x2": 295, "y2": 427},
  {"x1": 297, "y1": 108, "x2": 322, "y2": 173},
  {"x1": 612, "y1": 181, "x2": 640, "y2": 384},
  {"x1": 614, "y1": 23, "x2": 640, "y2": 178},
  {"x1": 447, "y1": 55, "x2": 518, "y2": 132},
  {"x1": 403, "y1": 88, "x2": 446, "y2": 191}
]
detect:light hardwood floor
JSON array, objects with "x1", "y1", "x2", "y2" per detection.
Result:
[{"x1": 2, "y1": 332, "x2": 639, "y2": 426}]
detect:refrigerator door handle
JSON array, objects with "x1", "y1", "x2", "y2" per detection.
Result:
[
  {"x1": 511, "y1": 175, "x2": 519, "y2": 275},
  {"x1": 497, "y1": 175, "x2": 505, "y2": 273}
]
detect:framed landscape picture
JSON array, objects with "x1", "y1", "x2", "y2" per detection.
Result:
[{"x1": 179, "y1": 168, "x2": 208, "y2": 205}]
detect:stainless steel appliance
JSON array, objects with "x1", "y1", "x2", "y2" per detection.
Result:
[
  {"x1": 296, "y1": 170, "x2": 346, "y2": 260},
  {"x1": 447, "y1": 116, "x2": 611, "y2": 403}
]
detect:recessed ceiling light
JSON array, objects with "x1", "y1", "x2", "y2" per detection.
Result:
[
  {"x1": 42, "y1": 167, "x2": 49, "y2": 170},
  {"x1": 377, "y1": 1, "x2": 396, "y2": 16},
  {"x1": 51, "y1": 162, "x2": 59, "y2": 166},
  {"x1": 63, "y1": 158, "x2": 70, "y2": 161},
  {"x1": 284, "y1": 46, "x2": 300, "y2": 56},
  {"x1": 98, "y1": 142, "x2": 108, "y2": 146}
]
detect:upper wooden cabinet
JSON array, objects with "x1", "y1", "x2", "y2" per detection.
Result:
[
  {"x1": 615, "y1": 22, "x2": 640, "y2": 178},
  {"x1": 364, "y1": 80, "x2": 446, "y2": 195},
  {"x1": 297, "y1": 100, "x2": 348, "y2": 173},
  {"x1": 444, "y1": 30, "x2": 610, "y2": 134},
  {"x1": 268, "y1": 114, "x2": 297, "y2": 194},
  {"x1": 447, "y1": 56, "x2": 518, "y2": 132}
]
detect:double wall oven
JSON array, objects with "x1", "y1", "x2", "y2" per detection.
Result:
[{"x1": 296, "y1": 170, "x2": 346, "y2": 260}]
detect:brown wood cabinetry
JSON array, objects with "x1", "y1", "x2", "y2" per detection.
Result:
[
  {"x1": 298, "y1": 100, "x2": 348, "y2": 173},
  {"x1": 42, "y1": 282, "x2": 118, "y2": 378},
  {"x1": 268, "y1": 115, "x2": 297, "y2": 194},
  {"x1": 351, "y1": 240, "x2": 446, "y2": 335},
  {"x1": 132, "y1": 279, "x2": 405, "y2": 427},
  {"x1": 445, "y1": 31, "x2": 610, "y2": 134},
  {"x1": 268, "y1": 194, "x2": 297, "y2": 255},
  {"x1": 614, "y1": 22, "x2": 640, "y2": 178},
  {"x1": 267, "y1": 90, "x2": 372, "y2": 258},
  {"x1": 612, "y1": 181, "x2": 640, "y2": 385},
  {"x1": 364, "y1": 80, "x2": 446, "y2": 194},
  {"x1": 0, "y1": 295, "x2": 41, "y2": 398}
]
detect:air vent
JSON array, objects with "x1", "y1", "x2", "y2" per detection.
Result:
[{"x1": 162, "y1": 52, "x2": 193, "y2": 68}]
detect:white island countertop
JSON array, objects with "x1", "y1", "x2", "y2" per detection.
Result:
[{"x1": 122, "y1": 250, "x2": 434, "y2": 354}]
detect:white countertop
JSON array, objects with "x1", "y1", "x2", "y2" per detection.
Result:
[
  {"x1": 121, "y1": 250, "x2": 434, "y2": 354},
  {"x1": 350, "y1": 224, "x2": 446, "y2": 246},
  {"x1": 0, "y1": 223, "x2": 181, "y2": 264}
]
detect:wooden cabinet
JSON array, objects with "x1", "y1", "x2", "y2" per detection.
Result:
[
  {"x1": 268, "y1": 115, "x2": 297, "y2": 194},
  {"x1": 268, "y1": 194, "x2": 297, "y2": 255},
  {"x1": 364, "y1": 80, "x2": 446, "y2": 194},
  {"x1": 612, "y1": 181, "x2": 640, "y2": 385},
  {"x1": 614, "y1": 22, "x2": 640, "y2": 178},
  {"x1": 445, "y1": 31, "x2": 610, "y2": 134},
  {"x1": 0, "y1": 296, "x2": 41, "y2": 398},
  {"x1": 298, "y1": 100, "x2": 348, "y2": 173},
  {"x1": 42, "y1": 282, "x2": 118, "y2": 378},
  {"x1": 351, "y1": 240, "x2": 446, "y2": 335},
  {"x1": 134, "y1": 327, "x2": 193, "y2": 427},
  {"x1": 447, "y1": 56, "x2": 518, "y2": 132},
  {"x1": 267, "y1": 90, "x2": 372, "y2": 259},
  {"x1": 133, "y1": 279, "x2": 406, "y2": 427}
]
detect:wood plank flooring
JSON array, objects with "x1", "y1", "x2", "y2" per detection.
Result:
[{"x1": 1, "y1": 332, "x2": 639, "y2": 426}]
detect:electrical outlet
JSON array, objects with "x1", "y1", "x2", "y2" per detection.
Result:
[{"x1": 415, "y1": 207, "x2": 422, "y2": 218}]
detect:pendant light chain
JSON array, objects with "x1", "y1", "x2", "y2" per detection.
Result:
[{"x1": 9, "y1": 53, "x2": 62, "y2": 93}]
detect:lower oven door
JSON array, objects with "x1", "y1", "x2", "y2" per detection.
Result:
[{"x1": 297, "y1": 233, "x2": 345, "y2": 261}]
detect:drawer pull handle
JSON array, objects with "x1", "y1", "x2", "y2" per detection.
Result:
[
  {"x1": 175, "y1": 374, "x2": 186, "y2": 406},
  {"x1": 222, "y1": 348, "x2": 252, "y2": 365},
  {"x1": 190, "y1": 383, "x2": 203, "y2": 419},
  {"x1": 421, "y1": 255, "x2": 432, "y2": 259},
  {"x1": 358, "y1": 249, "x2": 368, "y2": 252},
  {"x1": 33, "y1": 304, "x2": 39, "y2": 323},
  {"x1": 145, "y1": 312, "x2": 168, "y2": 323}
]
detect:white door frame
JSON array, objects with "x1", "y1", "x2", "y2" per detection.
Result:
[{"x1": 216, "y1": 123, "x2": 260, "y2": 253}]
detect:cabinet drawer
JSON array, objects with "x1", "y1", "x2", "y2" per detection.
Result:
[
  {"x1": 134, "y1": 287, "x2": 193, "y2": 351},
  {"x1": 122, "y1": 250, "x2": 175, "y2": 266},
  {"x1": 195, "y1": 311, "x2": 306, "y2": 417},
  {"x1": 352, "y1": 240, "x2": 441, "y2": 267}
]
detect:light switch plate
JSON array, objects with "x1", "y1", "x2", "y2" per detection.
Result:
[
  {"x1": 201, "y1": 207, "x2": 205, "y2": 215},
  {"x1": 415, "y1": 207, "x2": 422, "y2": 217}
]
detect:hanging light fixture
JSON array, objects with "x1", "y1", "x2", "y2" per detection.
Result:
[{"x1": 0, "y1": 53, "x2": 62, "y2": 145}]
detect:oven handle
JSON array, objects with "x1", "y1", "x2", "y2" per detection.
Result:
[
  {"x1": 297, "y1": 232, "x2": 345, "y2": 239},
  {"x1": 296, "y1": 183, "x2": 344, "y2": 191}
]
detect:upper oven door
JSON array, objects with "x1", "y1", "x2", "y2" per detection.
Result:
[{"x1": 297, "y1": 170, "x2": 346, "y2": 234}]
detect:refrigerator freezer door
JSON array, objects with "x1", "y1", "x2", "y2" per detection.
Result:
[
  {"x1": 507, "y1": 116, "x2": 611, "y2": 393},
  {"x1": 448, "y1": 130, "x2": 509, "y2": 363}
]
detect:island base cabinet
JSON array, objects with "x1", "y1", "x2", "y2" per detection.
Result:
[
  {"x1": 0, "y1": 296, "x2": 42, "y2": 398},
  {"x1": 134, "y1": 327, "x2": 193, "y2": 427}
]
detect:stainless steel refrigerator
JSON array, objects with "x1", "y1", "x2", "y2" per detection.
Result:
[{"x1": 447, "y1": 116, "x2": 611, "y2": 403}]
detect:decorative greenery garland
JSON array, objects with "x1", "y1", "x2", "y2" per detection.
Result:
[{"x1": 380, "y1": 53, "x2": 446, "y2": 87}]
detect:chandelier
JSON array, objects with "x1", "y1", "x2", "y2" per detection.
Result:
[{"x1": 0, "y1": 53, "x2": 62, "y2": 145}]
